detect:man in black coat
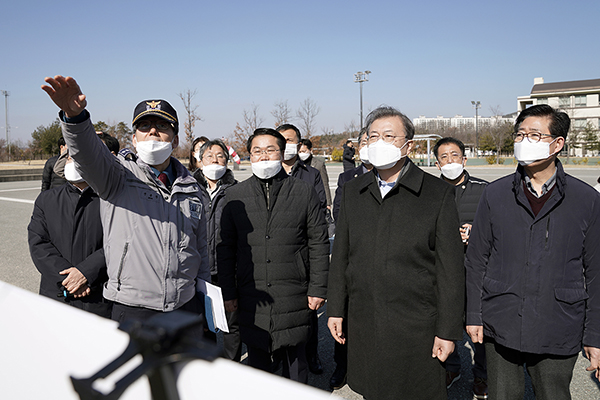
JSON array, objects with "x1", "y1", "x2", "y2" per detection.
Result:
[
  {"x1": 342, "y1": 140, "x2": 355, "y2": 171},
  {"x1": 217, "y1": 128, "x2": 329, "y2": 384},
  {"x1": 298, "y1": 138, "x2": 332, "y2": 208},
  {"x1": 41, "y1": 136, "x2": 67, "y2": 191},
  {"x1": 466, "y1": 105, "x2": 600, "y2": 399},
  {"x1": 433, "y1": 137, "x2": 488, "y2": 398},
  {"x1": 327, "y1": 106, "x2": 465, "y2": 400},
  {"x1": 328, "y1": 127, "x2": 372, "y2": 390},
  {"x1": 276, "y1": 123, "x2": 328, "y2": 374},
  {"x1": 333, "y1": 128, "x2": 372, "y2": 222},
  {"x1": 29, "y1": 155, "x2": 111, "y2": 318}
]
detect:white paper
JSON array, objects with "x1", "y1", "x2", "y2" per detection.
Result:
[{"x1": 197, "y1": 279, "x2": 229, "y2": 333}]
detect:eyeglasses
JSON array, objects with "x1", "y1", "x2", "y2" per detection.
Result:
[
  {"x1": 136, "y1": 120, "x2": 173, "y2": 132},
  {"x1": 250, "y1": 147, "x2": 280, "y2": 157},
  {"x1": 513, "y1": 131, "x2": 555, "y2": 143},
  {"x1": 438, "y1": 152, "x2": 464, "y2": 163},
  {"x1": 202, "y1": 153, "x2": 227, "y2": 162},
  {"x1": 368, "y1": 133, "x2": 406, "y2": 144}
]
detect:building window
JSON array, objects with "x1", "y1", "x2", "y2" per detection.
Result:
[
  {"x1": 572, "y1": 119, "x2": 587, "y2": 130},
  {"x1": 558, "y1": 96, "x2": 571, "y2": 108},
  {"x1": 574, "y1": 95, "x2": 587, "y2": 107},
  {"x1": 537, "y1": 97, "x2": 548, "y2": 105}
]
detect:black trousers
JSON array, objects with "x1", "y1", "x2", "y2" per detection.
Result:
[
  {"x1": 247, "y1": 342, "x2": 308, "y2": 383},
  {"x1": 305, "y1": 309, "x2": 319, "y2": 359},
  {"x1": 484, "y1": 338, "x2": 578, "y2": 400},
  {"x1": 111, "y1": 298, "x2": 199, "y2": 322},
  {"x1": 222, "y1": 308, "x2": 242, "y2": 361}
]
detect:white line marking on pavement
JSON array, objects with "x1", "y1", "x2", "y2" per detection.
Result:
[
  {"x1": 0, "y1": 187, "x2": 39, "y2": 193},
  {"x1": 0, "y1": 196, "x2": 35, "y2": 204}
]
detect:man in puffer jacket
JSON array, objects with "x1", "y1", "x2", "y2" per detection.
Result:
[{"x1": 217, "y1": 128, "x2": 329, "y2": 384}]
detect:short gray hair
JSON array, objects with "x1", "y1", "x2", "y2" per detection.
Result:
[
  {"x1": 364, "y1": 106, "x2": 415, "y2": 140},
  {"x1": 199, "y1": 139, "x2": 230, "y2": 162}
]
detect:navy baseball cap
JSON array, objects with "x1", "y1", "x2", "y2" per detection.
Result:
[{"x1": 132, "y1": 100, "x2": 179, "y2": 134}]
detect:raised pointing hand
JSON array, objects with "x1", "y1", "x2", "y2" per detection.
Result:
[{"x1": 41, "y1": 75, "x2": 87, "y2": 118}]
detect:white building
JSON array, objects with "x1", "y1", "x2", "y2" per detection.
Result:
[
  {"x1": 517, "y1": 77, "x2": 600, "y2": 156},
  {"x1": 413, "y1": 114, "x2": 514, "y2": 131}
]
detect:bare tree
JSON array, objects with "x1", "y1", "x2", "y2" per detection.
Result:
[
  {"x1": 271, "y1": 100, "x2": 292, "y2": 128},
  {"x1": 484, "y1": 106, "x2": 513, "y2": 164},
  {"x1": 228, "y1": 103, "x2": 265, "y2": 158},
  {"x1": 178, "y1": 89, "x2": 202, "y2": 145},
  {"x1": 296, "y1": 98, "x2": 320, "y2": 138}
]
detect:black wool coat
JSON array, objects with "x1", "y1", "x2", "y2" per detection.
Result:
[
  {"x1": 328, "y1": 159, "x2": 465, "y2": 400},
  {"x1": 217, "y1": 170, "x2": 329, "y2": 352},
  {"x1": 28, "y1": 182, "x2": 110, "y2": 317}
]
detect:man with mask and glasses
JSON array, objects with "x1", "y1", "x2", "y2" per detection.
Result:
[
  {"x1": 41, "y1": 75, "x2": 209, "y2": 323},
  {"x1": 433, "y1": 137, "x2": 489, "y2": 398},
  {"x1": 217, "y1": 128, "x2": 329, "y2": 384},
  {"x1": 465, "y1": 104, "x2": 600, "y2": 399},
  {"x1": 327, "y1": 106, "x2": 465, "y2": 399}
]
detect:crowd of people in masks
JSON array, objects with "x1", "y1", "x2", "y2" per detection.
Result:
[{"x1": 28, "y1": 74, "x2": 600, "y2": 400}]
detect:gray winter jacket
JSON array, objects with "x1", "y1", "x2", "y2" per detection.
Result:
[{"x1": 61, "y1": 113, "x2": 210, "y2": 311}]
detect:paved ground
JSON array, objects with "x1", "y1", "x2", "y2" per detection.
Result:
[{"x1": 1, "y1": 162, "x2": 599, "y2": 399}]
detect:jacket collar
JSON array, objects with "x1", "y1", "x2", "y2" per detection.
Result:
[
  {"x1": 194, "y1": 168, "x2": 236, "y2": 188},
  {"x1": 137, "y1": 156, "x2": 199, "y2": 194},
  {"x1": 359, "y1": 158, "x2": 423, "y2": 203},
  {"x1": 513, "y1": 158, "x2": 566, "y2": 219},
  {"x1": 290, "y1": 158, "x2": 309, "y2": 175}
]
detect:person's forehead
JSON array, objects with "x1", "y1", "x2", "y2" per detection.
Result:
[
  {"x1": 370, "y1": 116, "x2": 404, "y2": 132},
  {"x1": 206, "y1": 144, "x2": 225, "y2": 154},
  {"x1": 520, "y1": 116, "x2": 551, "y2": 131},
  {"x1": 279, "y1": 129, "x2": 298, "y2": 142},
  {"x1": 252, "y1": 134, "x2": 280, "y2": 148},
  {"x1": 438, "y1": 143, "x2": 462, "y2": 154}
]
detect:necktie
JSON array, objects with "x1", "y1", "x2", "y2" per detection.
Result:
[{"x1": 158, "y1": 172, "x2": 169, "y2": 187}]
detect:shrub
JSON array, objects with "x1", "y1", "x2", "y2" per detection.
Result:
[
  {"x1": 486, "y1": 155, "x2": 496, "y2": 165},
  {"x1": 331, "y1": 148, "x2": 343, "y2": 162}
]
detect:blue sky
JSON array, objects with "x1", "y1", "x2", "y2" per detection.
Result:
[{"x1": 1, "y1": 0, "x2": 599, "y2": 146}]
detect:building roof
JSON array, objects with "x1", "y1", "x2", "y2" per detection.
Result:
[{"x1": 531, "y1": 78, "x2": 600, "y2": 95}]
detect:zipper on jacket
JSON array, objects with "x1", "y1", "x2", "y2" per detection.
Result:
[
  {"x1": 266, "y1": 181, "x2": 270, "y2": 211},
  {"x1": 117, "y1": 242, "x2": 129, "y2": 291}
]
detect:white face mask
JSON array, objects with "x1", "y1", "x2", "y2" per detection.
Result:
[
  {"x1": 201, "y1": 164, "x2": 226, "y2": 181},
  {"x1": 298, "y1": 152, "x2": 311, "y2": 161},
  {"x1": 135, "y1": 139, "x2": 173, "y2": 166},
  {"x1": 514, "y1": 138, "x2": 557, "y2": 166},
  {"x1": 359, "y1": 146, "x2": 370, "y2": 164},
  {"x1": 251, "y1": 160, "x2": 282, "y2": 179},
  {"x1": 64, "y1": 161, "x2": 85, "y2": 183},
  {"x1": 368, "y1": 139, "x2": 408, "y2": 170},
  {"x1": 440, "y1": 162, "x2": 464, "y2": 180},
  {"x1": 284, "y1": 143, "x2": 298, "y2": 161}
]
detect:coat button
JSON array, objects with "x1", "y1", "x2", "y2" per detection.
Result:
[
  {"x1": 266, "y1": 259, "x2": 271, "y2": 263},
  {"x1": 266, "y1": 235, "x2": 270, "y2": 239},
  {"x1": 267, "y1": 283, "x2": 272, "y2": 287}
]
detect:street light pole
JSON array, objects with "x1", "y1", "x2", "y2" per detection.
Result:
[
  {"x1": 471, "y1": 100, "x2": 481, "y2": 157},
  {"x1": 1, "y1": 90, "x2": 9, "y2": 162},
  {"x1": 354, "y1": 71, "x2": 371, "y2": 129}
]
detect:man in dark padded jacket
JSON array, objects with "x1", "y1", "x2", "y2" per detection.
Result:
[
  {"x1": 434, "y1": 137, "x2": 488, "y2": 399},
  {"x1": 217, "y1": 128, "x2": 329, "y2": 384}
]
